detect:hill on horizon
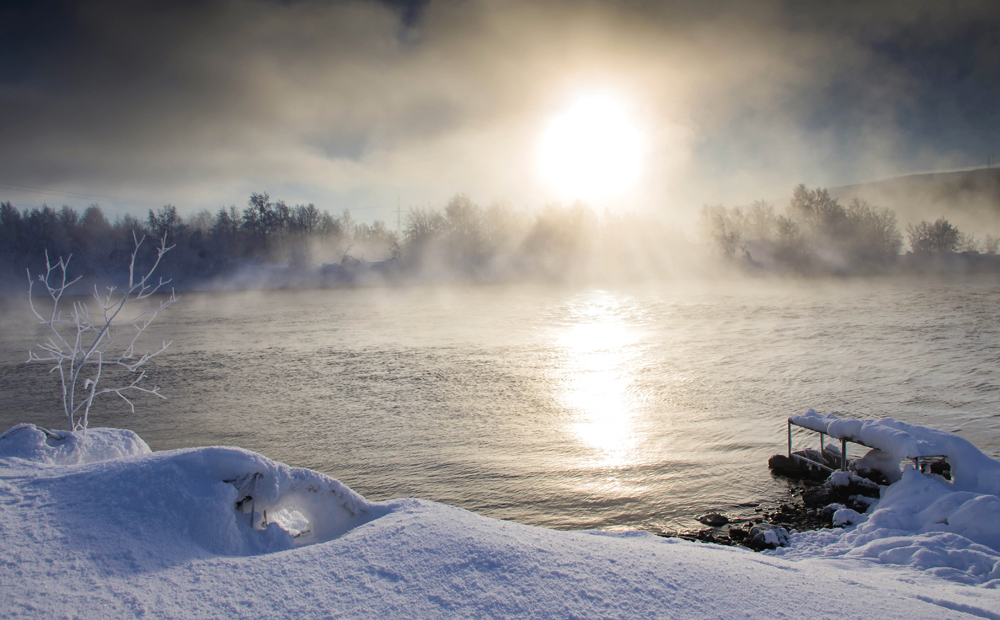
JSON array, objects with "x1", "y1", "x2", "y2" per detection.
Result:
[{"x1": 829, "y1": 167, "x2": 1000, "y2": 236}]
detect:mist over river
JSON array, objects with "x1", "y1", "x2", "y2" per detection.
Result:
[{"x1": 2, "y1": 275, "x2": 999, "y2": 533}]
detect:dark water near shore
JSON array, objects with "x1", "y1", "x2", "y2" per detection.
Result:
[{"x1": 2, "y1": 275, "x2": 1000, "y2": 532}]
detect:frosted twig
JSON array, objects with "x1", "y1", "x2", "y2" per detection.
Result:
[{"x1": 26, "y1": 234, "x2": 179, "y2": 430}]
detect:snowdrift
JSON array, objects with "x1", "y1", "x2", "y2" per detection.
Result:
[
  {"x1": 0, "y1": 423, "x2": 151, "y2": 465},
  {"x1": 0, "y1": 424, "x2": 376, "y2": 558},
  {"x1": 1, "y1": 421, "x2": 999, "y2": 619}
]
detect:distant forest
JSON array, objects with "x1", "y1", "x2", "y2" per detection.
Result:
[
  {"x1": 703, "y1": 184, "x2": 1000, "y2": 274},
  {"x1": 0, "y1": 192, "x2": 694, "y2": 290},
  {"x1": 2, "y1": 184, "x2": 998, "y2": 292}
]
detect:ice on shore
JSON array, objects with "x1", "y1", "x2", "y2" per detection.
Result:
[{"x1": 1, "y1": 418, "x2": 999, "y2": 619}]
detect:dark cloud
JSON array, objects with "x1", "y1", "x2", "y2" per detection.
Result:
[{"x1": 0, "y1": 0, "x2": 997, "y2": 220}]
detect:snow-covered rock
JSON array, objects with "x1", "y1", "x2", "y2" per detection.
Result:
[
  {"x1": 832, "y1": 507, "x2": 864, "y2": 527},
  {"x1": 748, "y1": 523, "x2": 790, "y2": 549}
]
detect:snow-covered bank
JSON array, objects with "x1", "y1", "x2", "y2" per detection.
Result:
[{"x1": 1, "y1": 422, "x2": 998, "y2": 619}]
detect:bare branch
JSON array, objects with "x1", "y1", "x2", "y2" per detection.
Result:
[{"x1": 25, "y1": 234, "x2": 180, "y2": 430}]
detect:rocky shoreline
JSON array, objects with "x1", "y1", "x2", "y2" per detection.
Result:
[
  {"x1": 660, "y1": 483, "x2": 839, "y2": 550},
  {"x1": 659, "y1": 447, "x2": 895, "y2": 551}
]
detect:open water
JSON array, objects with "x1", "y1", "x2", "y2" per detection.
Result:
[{"x1": 2, "y1": 275, "x2": 999, "y2": 532}]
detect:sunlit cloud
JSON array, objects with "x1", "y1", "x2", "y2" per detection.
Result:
[{"x1": 0, "y1": 0, "x2": 996, "y2": 222}]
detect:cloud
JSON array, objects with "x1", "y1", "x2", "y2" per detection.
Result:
[{"x1": 0, "y1": 0, "x2": 996, "y2": 220}]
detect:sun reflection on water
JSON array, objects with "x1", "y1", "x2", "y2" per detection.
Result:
[{"x1": 557, "y1": 293, "x2": 643, "y2": 468}]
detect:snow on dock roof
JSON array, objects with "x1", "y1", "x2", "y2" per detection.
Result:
[{"x1": 789, "y1": 409, "x2": 1000, "y2": 497}]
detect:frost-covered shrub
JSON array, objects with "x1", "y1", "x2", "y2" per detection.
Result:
[{"x1": 26, "y1": 234, "x2": 178, "y2": 430}]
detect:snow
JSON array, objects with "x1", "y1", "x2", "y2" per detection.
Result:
[
  {"x1": 2, "y1": 421, "x2": 1000, "y2": 619},
  {"x1": 775, "y1": 466, "x2": 1000, "y2": 587},
  {"x1": 0, "y1": 423, "x2": 151, "y2": 465},
  {"x1": 827, "y1": 470, "x2": 875, "y2": 489}
]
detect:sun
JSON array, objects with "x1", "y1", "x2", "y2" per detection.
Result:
[{"x1": 537, "y1": 91, "x2": 643, "y2": 203}]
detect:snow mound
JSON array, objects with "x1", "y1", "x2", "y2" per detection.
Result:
[
  {"x1": 216, "y1": 450, "x2": 379, "y2": 549},
  {"x1": 0, "y1": 423, "x2": 151, "y2": 465},
  {"x1": 0, "y1": 425, "x2": 379, "y2": 557}
]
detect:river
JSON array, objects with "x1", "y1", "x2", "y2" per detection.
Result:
[{"x1": 2, "y1": 275, "x2": 999, "y2": 532}]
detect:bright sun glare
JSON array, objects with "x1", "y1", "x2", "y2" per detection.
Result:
[{"x1": 537, "y1": 91, "x2": 643, "y2": 203}]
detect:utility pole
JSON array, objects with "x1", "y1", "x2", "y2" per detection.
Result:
[{"x1": 397, "y1": 195, "x2": 401, "y2": 236}]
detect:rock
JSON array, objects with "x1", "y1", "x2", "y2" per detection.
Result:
[
  {"x1": 728, "y1": 526, "x2": 749, "y2": 542},
  {"x1": 832, "y1": 507, "x2": 863, "y2": 527},
  {"x1": 767, "y1": 454, "x2": 798, "y2": 477},
  {"x1": 929, "y1": 460, "x2": 952, "y2": 480},
  {"x1": 819, "y1": 471, "x2": 881, "y2": 510},
  {"x1": 696, "y1": 513, "x2": 730, "y2": 527},
  {"x1": 695, "y1": 529, "x2": 719, "y2": 543},
  {"x1": 747, "y1": 524, "x2": 790, "y2": 550},
  {"x1": 847, "y1": 494, "x2": 878, "y2": 512},
  {"x1": 821, "y1": 503, "x2": 844, "y2": 522},
  {"x1": 801, "y1": 487, "x2": 834, "y2": 507},
  {"x1": 662, "y1": 489, "x2": 835, "y2": 551},
  {"x1": 825, "y1": 471, "x2": 880, "y2": 497},
  {"x1": 768, "y1": 452, "x2": 832, "y2": 482},
  {"x1": 821, "y1": 443, "x2": 844, "y2": 469}
]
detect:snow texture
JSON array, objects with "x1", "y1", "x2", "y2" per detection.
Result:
[
  {"x1": 2, "y1": 422, "x2": 999, "y2": 619},
  {"x1": 826, "y1": 470, "x2": 877, "y2": 490}
]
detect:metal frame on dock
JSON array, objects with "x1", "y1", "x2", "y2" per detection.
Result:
[
  {"x1": 786, "y1": 418, "x2": 948, "y2": 476},
  {"x1": 787, "y1": 419, "x2": 848, "y2": 473}
]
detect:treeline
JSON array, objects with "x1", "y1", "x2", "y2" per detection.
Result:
[
  {"x1": 4, "y1": 184, "x2": 999, "y2": 291},
  {"x1": 0, "y1": 192, "x2": 696, "y2": 290},
  {"x1": 397, "y1": 194, "x2": 691, "y2": 281},
  {"x1": 0, "y1": 194, "x2": 398, "y2": 288},
  {"x1": 703, "y1": 184, "x2": 1000, "y2": 274}
]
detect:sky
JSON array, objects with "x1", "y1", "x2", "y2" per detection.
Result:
[{"x1": 0, "y1": 0, "x2": 998, "y2": 224}]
